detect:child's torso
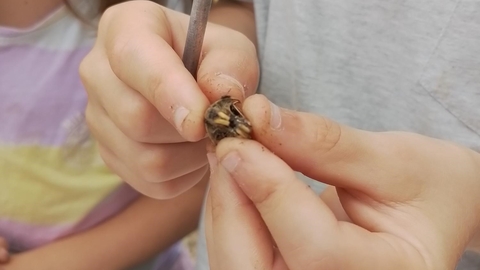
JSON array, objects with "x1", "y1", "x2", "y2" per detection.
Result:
[{"x1": 0, "y1": 2, "x2": 188, "y2": 260}]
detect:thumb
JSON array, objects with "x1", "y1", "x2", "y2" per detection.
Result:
[
  {"x1": 241, "y1": 94, "x2": 480, "y2": 267},
  {"x1": 242, "y1": 94, "x2": 404, "y2": 198},
  {"x1": 241, "y1": 94, "x2": 461, "y2": 202}
]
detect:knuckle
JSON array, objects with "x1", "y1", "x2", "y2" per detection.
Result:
[
  {"x1": 84, "y1": 103, "x2": 98, "y2": 133},
  {"x1": 150, "y1": 167, "x2": 206, "y2": 199},
  {"x1": 96, "y1": 5, "x2": 119, "y2": 39},
  {"x1": 78, "y1": 54, "x2": 90, "y2": 83},
  {"x1": 210, "y1": 197, "x2": 226, "y2": 224},
  {"x1": 98, "y1": 5, "x2": 130, "y2": 65},
  {"x1": 284, "y1": 241, "x2": 337, "y2": 270},
  {"x1": 79, "y1": 49, "x2": 106, "y2": 96},
  {"x1": 136, "y1": 165, "x2": 206, "y2": 200},
  {"x1": 97, "y1": 144, "x2": 114, "y2": 167},
  {"x1": 150, "y1": 181, "x2": 182, "y2": 200},
  {"x1": 78, "y1": 52, "x2": 97, "y2": 93},
  {"x1": 250, "y1": 180, "x2": 282, "y2": 212},
  {"x1": 107, "y1": 34, "x2": 132, "y2": 75},
  {"x1": 138, "y1": 148, "x2": 171, "y2": 182},
  {"x1": 98, "y1": 4, "x2": 119, "y2": 29},
  {"x1": 303, "y1": 253, "x2": 336, "y2": 270},
  {"x1": 145, "y1": 70, "x2": 165, "y2": 104},
  {"x1": 310, "y1": 115, "x2": 342, "y2": 156},
  {"x1": 103, "y1": 24, "x2": 137, "y2": 78}
]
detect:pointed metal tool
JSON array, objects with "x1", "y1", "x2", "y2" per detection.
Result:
[{"x1": 182, "y1": 0, "x2": 213, "y2": 79}]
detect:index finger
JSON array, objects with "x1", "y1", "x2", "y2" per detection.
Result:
[
  {"x1": 99, "y1": 2, "x2": 207, "y2": 141},
  {"x1": 98, "y1": 2, "x2": 258, "y2": 141},
  {"x1": 242, "y1": 94, "x2": 413, "y2": 200},
  {"x1": 215, "y1": 139, "x2": 424, "y2": 270},
  {"x1": 205, "y1": 153, "x2": 283, "y2": 270}
]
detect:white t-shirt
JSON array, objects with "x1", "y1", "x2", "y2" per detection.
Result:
[{"x1": 195, "y1": 1, "x2": 480, "y2": 269}]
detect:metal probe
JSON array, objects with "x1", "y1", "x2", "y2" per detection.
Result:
[{"x1": 182, "y1": 0, "x2": 213, "y2": 79}]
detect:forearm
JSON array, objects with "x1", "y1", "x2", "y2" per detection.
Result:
[
  {"x1": 5, "y1": 173, "x2": 209, "y2": 270},
  {"x1": 209, "y1": 0, "x2": 257, "y2": 46},
  {"x1": 466, "y1": 151, "x2": 480, "y2": 253}
]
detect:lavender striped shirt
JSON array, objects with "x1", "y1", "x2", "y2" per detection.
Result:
[{"x1": 0, "y1": 3, "x2": 192, "y2": 269}]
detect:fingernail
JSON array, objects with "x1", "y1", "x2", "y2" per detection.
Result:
[
  {"x1": 206, "y1": 153, "x2": 218, "y2": 173},
  {"x1": 269, "y1": 101, "x2": 282, "y2": 130},
  {"x1": 220, "y1": 151, "x2": 241, "y2": 174},
  {"x1": 173, "y1": 106, "x2": 190, "y2": 132},
  {"x1": 215, "y1": 73, "x2": 245, "y2": 99}
]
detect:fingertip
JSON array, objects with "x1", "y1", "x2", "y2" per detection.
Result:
[
  {"x1": 180, "y1": 110, "x2": 207, "y2": 142},
  {"x1": 215, "y1": 138, "x2": 254, "y2": 161},
  {"x1": 215, "y1": 138, "x2": 295, "y2": 203},
  {"x1": 214, "y1": 138, "x2": 263, "y2": 192},
  {"x1": 207, "y1": 141, "x2": 276, "y2": 269},
  {"x1": 242, "y1": 94, "x2": 277, "y2": 136},
  {"x1": 243, "y1": 93, "x2": 270, "y2": 115},
  {"x1": 196, "y1": 38, "x2": 259, "y2": 100},
  {"x1": 197, "y1": 72, "x2": 247, "y2": 103}
]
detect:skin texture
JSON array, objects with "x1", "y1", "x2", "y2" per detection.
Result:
[
  {"x1": 80, "y1": 0, "x2": 258, "y2": 199},
  {"x1": 205, "y1": 94, "x2": 480, "y2": 270}
]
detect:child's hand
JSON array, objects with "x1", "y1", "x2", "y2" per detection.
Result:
[
  {"x1": 0, "y1": 237, "x2": 9, "y2": 264},
  {"x1": 79, "y1": 1, "x2": 259, "y2": 199}
]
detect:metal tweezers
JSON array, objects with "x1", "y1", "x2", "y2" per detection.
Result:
[{"x1": 182, "y1": 0, "x2": 213, "y2": 79}]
